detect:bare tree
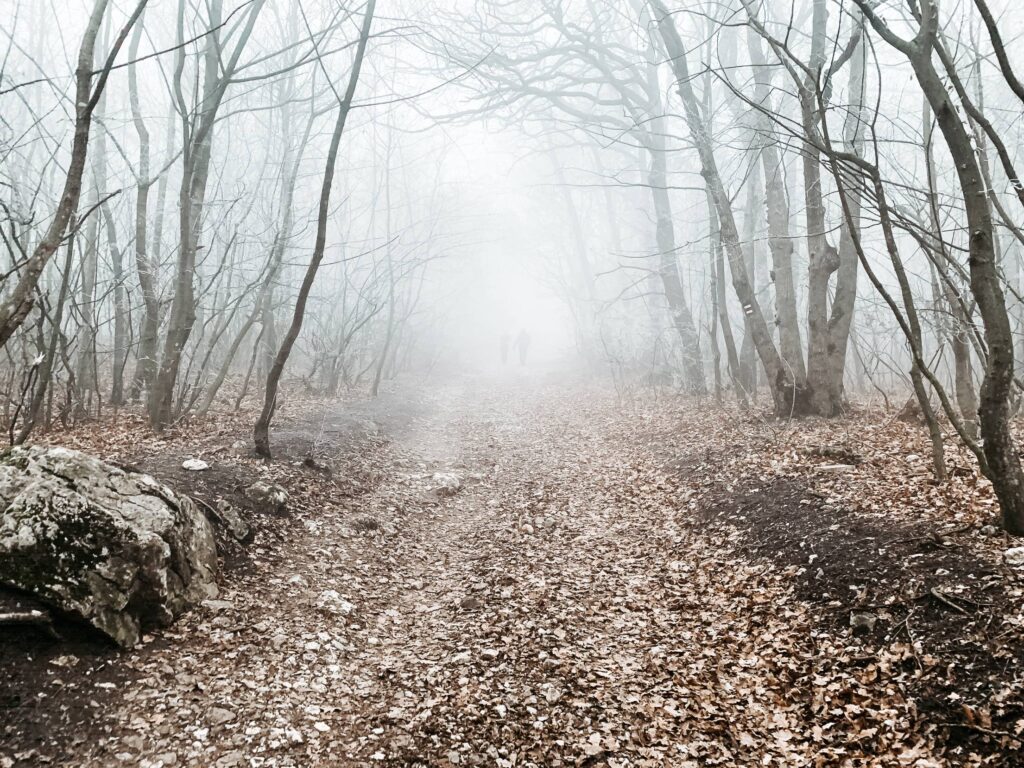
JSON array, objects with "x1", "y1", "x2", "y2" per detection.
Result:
[
  {"x1": 254, "y1": 0, "x2": 376, "y2": 459},
  {"x1": 0, "y1": 0, "x2": 147, "y2": 348}
]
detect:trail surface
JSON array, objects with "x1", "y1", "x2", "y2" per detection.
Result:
[{"x1": 2, "y1": 374, "x2": 1003, "y2": 766}]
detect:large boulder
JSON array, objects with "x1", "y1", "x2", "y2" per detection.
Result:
[{"x1": 0, "y1": 446, "x2": 218, "y2": 647}]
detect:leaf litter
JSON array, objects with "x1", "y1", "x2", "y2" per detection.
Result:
[{"x1": 1, "y1": 378, "x2": 1021, "y2": 767}]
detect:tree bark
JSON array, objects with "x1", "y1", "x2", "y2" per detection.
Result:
[
  {"x1": 254, "y1": 0, "x2": 376, "y2": 458},
  {"x1": 0, "y1": 0, "x2": 146, "y2": 348},
  {"x1": 746, "y1": 27, "x2": 805, "y2": 383},
  {"x1": 858, "y1": 0, "x2": 1023, "y2": 532},
  {"x1": 651, "y1": 0, "x2": 801, "y2": 415},
  {"x1": 149, "y1": 0, "x2": 265, "y2": 430}
]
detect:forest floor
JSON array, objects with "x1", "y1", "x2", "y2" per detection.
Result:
[{"x1": 1, "y1": 369, "x2": 1022, "y2": 767}]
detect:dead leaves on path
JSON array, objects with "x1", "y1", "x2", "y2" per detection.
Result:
[{"x1": 4, "y1": 383, "x2": 1021, "y2": 766}]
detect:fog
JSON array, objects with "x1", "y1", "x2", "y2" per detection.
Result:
[
  {"x1": 2, "y1": 0, "x2": 1024, "y2": 457},
  {"x1": 7, "y1": 2, "x2": 1024, "y2": 762}
]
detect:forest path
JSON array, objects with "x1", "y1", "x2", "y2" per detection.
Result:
[{"x1": 4, "y1": 373, "x2": 949, "y2": 767}]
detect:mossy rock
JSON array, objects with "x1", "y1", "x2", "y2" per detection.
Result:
[{"x1": 0, "y1": 446, "x2": 218, "y2": 646}]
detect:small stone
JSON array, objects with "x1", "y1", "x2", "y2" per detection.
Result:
[
  {"x1": 316, "y1": 589, "x2": 355, "y2": 617},
  {"x1": 541, "y1": 683, "x2": 562, "y2": 703},
  {"x1": 522, "y1": 524, "x2": 534, "y2": 534},
  {"x1": 244, "y1": 481, "x2": 288, "y2": 514},
  {"x1": 212, "y1": 501, "x2": 251, "y2": 543},
  {"x1": 1005, "y1": 547, "x2": 1024, "y2": 567},
  {"x1": 432, "y1": 472, "x2": 461, "y2": 497},
  {"x1": 480, "y1": 648, "x2": 500, "y2": 661},
  {"x1": 123, "y1": 735, "x2": 145, "y2": 750},
  {"x1": 215, "y1": 752, "x2": 244, "y2": 767},
  {"x1": 850, "y1": 611, "x2": 877, "y2": 635},
  {"x1": 201, "y1": 599, "x2": 234, "y2": 614},
  {"x1": 460, "y1": 596, "x2": 483, "y2": 610},
  {"x1": 181, "y1": 458, "x2": 209, "y2": 471},
  {"x1": 207, "y1": 707, "x2": 236, "y2": 726}
]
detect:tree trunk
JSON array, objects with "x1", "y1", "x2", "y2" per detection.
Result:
[
  {"x1": 709, "y1": 190, "x2": 747, "y2": 408},
  {"x1": 149, "y1": 0, "x2": 265, "y2": 430},
  {"x1": 102, "y1": 204, "x2": 128, "y2": 406},
  {"x1": 127, "y1": 13, "x2": 160, "y2": 400},
  {"x1": 825, "y1": 12, "x2": 865, "y2": 409},
  {"x1": 746, "y1": 26, "x2": 805, "y2": 382},
  {"x1": 15, "y1": 229, "x2": 76, "y2": 444},
  {"x1": 0, "y1": 0, "x2": 145, "y2": 348},
  {"x1": 801, "y1": 0, "x2": 844, "y2": 417},
  {"x1": 645, "y1": 123, "x2": 706, "y2": 393},
  {"x1": 254, "y1": 0, "x2": 376, "y2": 458},
  {"x1": 892, "y1": 1, "x2": 1024, "y2": 532},
  {"x1": 651, "y1": 0, "x2": 803, "y2": 415}
]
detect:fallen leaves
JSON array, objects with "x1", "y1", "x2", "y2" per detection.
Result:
[{"x1": 2, "y1": 380, "x2": 1021, "y2": 766}]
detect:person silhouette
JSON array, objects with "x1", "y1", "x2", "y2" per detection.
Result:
[{"x1": 515, "y1": 329, "x2": 531, "y2": 365}]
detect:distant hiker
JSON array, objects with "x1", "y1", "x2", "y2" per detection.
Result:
[
  {"x1": 500, "y1": 332, "x2": 511, "y2": 364},
  {"x1": 515, "y1": 329, "x2": 531, "y2": 365}
]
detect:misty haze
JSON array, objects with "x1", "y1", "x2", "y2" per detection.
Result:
[{"x1": 1, "y1": 0, "x2": 1023, "y2": 765}]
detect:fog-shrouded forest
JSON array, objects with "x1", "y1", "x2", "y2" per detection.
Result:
[{"x1": 2, "y1": 0, "x2": 1024, "y2": 765}]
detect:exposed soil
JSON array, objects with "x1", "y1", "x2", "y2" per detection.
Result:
[
  {"x1": 2, "y1": 375, "x2": 1022, "y2": 767},
  {"x1": 697, "y1": 477, "x2": 1023, "y2": 762}
]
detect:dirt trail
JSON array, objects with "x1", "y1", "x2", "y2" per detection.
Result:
[{"x1": 0, "y1": 374, "x2": 1008, "y2": 766}]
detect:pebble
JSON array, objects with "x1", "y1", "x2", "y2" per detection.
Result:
[
  {"x1": 207, "y1": 707, "x2": 236, "y2": 726},
  {"x1": 1005, "y1": 546, "x2": 1024, "y2": 567}
]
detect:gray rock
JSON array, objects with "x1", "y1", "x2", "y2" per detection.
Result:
[
  {"x1": 432, "y1": 472, "x2": 461, "y2": 497},
  {"x1": 1005, "y1": 546, "x2": 1024, "y2": 567},
  {"x1": 207, "y1": 707, "x2": 236, "y2": 726},
  {"x1": 215, "y1": 752, "x2": 245, "y2": 768},
  {"x1": 201, "y1": 599, "x2": 234, "y2": 614},
  {"x1": 211, "y1": 500, "x2": 251, "y2": 543},
  {"x1": 850, "y1": 611, "x2": 877, "y2": 635},
  {"x1": 315, "y1": 589, "x2": 354, "y2": 617},
  {"x1": 0, "y1": 446, "x2": 218, "y2": 647},
  {"x1": 244, "y1": 481, "x2": 288, "y2": 515}
]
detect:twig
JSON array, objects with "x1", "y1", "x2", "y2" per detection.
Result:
[
  {"x1": 938, "y1": 722, "x2": 1020, "y2": 741},
  {"x1": 929, "y1": 587, "x2": 970, "y2": 615},
  {"x1": 0, "y1": 610, "x2": 62, "y2": 639}
]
